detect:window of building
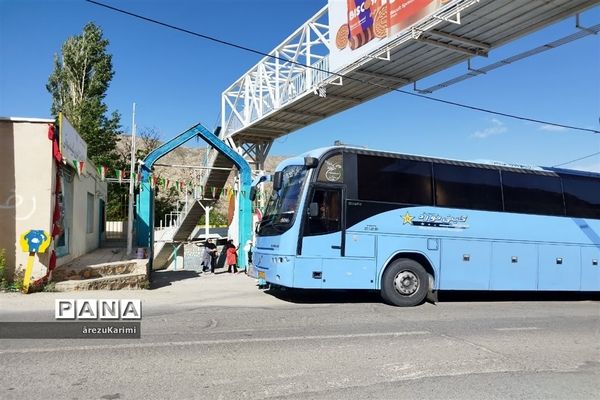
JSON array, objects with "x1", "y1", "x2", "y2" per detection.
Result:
[
  {"x1": 561, "y1": 174, "x2": 600, "y2": 218},
  {"x1": 99, "y1": 199, "x2": 106, "y2": 233},
  {"x1": 357, "y1": 155, "x2": 432, "y2": 205},
  {"x1": 56, "y1": 171, "x2": 74, "y2": 257},
  {"x1": 502, "y1": 171, "x2": 564, "y2": 216},
  {"x1": 434, "y1": 164, "x2": 502, "y2": 211},
  {"x1": 87, "y1": 193, "x2": 94, "y2": 234}
]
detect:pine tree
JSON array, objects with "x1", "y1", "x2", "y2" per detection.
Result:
[{"x1": 46, "y1": 22, "x2": 121, "y2": 168}]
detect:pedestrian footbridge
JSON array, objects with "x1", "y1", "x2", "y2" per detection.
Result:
[{"x1": 199, "y1": 0, "x2": 599, "y2": 197}]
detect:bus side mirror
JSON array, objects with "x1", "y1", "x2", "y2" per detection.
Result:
[
  {"x1": 249, "y1": 187, "x2": 257, "y2": 201},
  {"x1": 308, "y1": 202, "x2": 319, "y2": 217},
  {"x1": 273, "y1": 171, "x2": 283, "y2": 191}
]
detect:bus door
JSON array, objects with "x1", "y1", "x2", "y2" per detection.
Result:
[{"x1": 296, "y1": 187, "x2": 343, "y2": 287}]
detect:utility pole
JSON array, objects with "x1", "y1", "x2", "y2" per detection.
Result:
[{"x1": 126, "y1": 103, "x2": 136, "y2": 255}]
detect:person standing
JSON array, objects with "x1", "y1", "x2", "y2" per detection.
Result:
[
  {"x1": 202, "y1": 239, "x2": 218, "y2": 273},
  {"x1": 226, "y1": 240, "x2": 238, "y2": 273}
]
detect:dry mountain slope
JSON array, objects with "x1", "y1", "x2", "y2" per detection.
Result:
[{"x1": 118, "y1": 134, "x2": 286, "y2": 215}]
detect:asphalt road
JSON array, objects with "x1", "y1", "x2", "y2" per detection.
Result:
[{"x1": 0, "y1": 272, "x2": 598, "y2": 400}]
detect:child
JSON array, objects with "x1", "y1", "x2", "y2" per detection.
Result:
[{"x1": 226, "y1": 240, "x2": 238, "y2": 273}]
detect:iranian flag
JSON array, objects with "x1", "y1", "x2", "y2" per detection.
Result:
[{"x1": 115, "y1": 169, "x2": 123, "y2": 183}]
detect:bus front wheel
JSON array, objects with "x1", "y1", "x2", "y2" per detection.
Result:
[{"x1": 381, "y1": 258, "x2": 428, "y2": 307}]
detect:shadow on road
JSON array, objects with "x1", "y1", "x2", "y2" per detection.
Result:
[
  {"x1": 150, "y1": 270, "x2": 200, "y2": 289},
  {"x1": 265, "y1": 287, "x2": 382, "y2": 304},
  {"x1": 438, "y1": 291, "x2": 600, "y2": 303},
  {"x1": 264, "y1": 287, "x2": 600, "y2": 306}
]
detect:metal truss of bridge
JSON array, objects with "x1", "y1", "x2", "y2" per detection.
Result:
[{"x1": 200, "y1": 0, "x2": 599, "y2": 199}]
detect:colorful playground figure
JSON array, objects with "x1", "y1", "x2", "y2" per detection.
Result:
[{"x1": 19, "y1": 229, "x2": 51, "y2": 293}]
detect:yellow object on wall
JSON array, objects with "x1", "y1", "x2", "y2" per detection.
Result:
[{"x1": 19, "y1": 230, "x2": 51, "y2": 293}]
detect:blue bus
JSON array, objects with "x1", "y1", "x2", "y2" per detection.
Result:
[{"x1": 252, "y1": 146, "x2": 600, "y2": 306}]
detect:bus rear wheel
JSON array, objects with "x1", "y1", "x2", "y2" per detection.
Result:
[{"x1": 381, "y1": 258, "x2": 428, "y2": 307}]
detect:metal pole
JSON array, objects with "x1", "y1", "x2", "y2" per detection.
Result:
[
  {"x1": 199, "y1": 202, "x2": 211, "y2": 239},
  {"x1": 153, "y1": 163, "x2": 233, "y2": 171},
  {"x1": 205, "y1": 206, "x2": 211, "y2": 238},
  {"x1": 126, "y1": 102, "x2": 136, "y2": 255}
]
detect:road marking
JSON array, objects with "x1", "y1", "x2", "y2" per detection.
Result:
[
  {"x1": 438, "y1": 333, "x2": 503, "y2": 356},
  {"x1": 0, "y1": 331, "x2": 430, "y2": 355},
  {"x1": 494, "y1": 327, "x2": 539, "y2": 331}
]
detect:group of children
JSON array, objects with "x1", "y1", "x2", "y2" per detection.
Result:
[{"x1": 201, "y1": 239, "x2": 239, "y2": 274}]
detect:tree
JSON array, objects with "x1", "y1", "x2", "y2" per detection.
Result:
[
  {"x1": 209, "y1": 209, "x2": 228, "y2": 227},
  {"x1": 46, "y1": 22, "x2": 121, "y2": 168},
  {"x1": 109, "y1": 127, "x2": 164, "y2": 221},
  {"x1": 117, "y1": 126, "x2": 161, "y2": 163},
  {"x1": 154, "y1": 187, "x2": 181, "y2": 226}
]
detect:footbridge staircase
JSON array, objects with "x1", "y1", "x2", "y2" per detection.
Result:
[{"x1": 152, "y1": 197, "x2": 204, "y2": 270}]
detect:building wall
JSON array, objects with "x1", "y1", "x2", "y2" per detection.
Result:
[
  {"x1": 0, "y1": 118, "x2": 107, "y2": 281},
  {"x1": 0, "y1": 119, "x2": 54, "y2": 280},
  {"x1": 0, "y1": 120, "x2": 18, "y2": 277},
  {"x1": 57, "y1": 160, "x2": 107, "y2": 266}
]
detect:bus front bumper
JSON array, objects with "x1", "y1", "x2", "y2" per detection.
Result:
[{"x1": 253, "y1": 252, "x2": 295, "y2": 288}]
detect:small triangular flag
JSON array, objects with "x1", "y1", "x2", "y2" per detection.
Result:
[
  {"x1": 72, "y1": 160, "x2": 84, "y2": 176},
  {"x1": 97, "y1": 165, "x2": 108, "y2": 181}
]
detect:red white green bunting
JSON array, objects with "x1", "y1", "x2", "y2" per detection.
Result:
[
  {"x1": 72, "y1": 160, "x2": 85, "y2": 176},
  {"x1": 89, "y1": 167, "x2": 236, "y2": 196},
  {"x1": 96, "y1": 166, "x2": 108, "y2": 181}
]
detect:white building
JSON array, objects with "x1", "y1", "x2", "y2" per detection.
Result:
[{"x1": 0, "y1": 117, "x2": 107, "y2": 282}]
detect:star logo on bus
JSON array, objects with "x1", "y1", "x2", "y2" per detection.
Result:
[{"x1": 402, "y1": 212, "x2": 414, "y2": 225}]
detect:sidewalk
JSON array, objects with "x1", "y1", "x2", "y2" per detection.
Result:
[
  {"x1": 0, "y1": 270, "x2": 283, "y2": 318},
  {"x1": 58, "y1": 247, "x2": 139, "y2": 268}
]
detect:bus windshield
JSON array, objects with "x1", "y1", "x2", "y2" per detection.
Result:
[{"x1": 257, "y1": 165, "x2": 308, "y2": 236}]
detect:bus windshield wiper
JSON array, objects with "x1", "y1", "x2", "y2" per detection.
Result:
[{"x1": 258, "y1": 214, "x2": 290, "y2": 234}]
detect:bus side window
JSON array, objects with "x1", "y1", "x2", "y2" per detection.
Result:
[{"x1": 305, "y1": 189, "x2": 341, "y2": 236}]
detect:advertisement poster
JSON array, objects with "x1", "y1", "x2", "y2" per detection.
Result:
[{"x1": 329, "y1": 0, "x2": 451, "y2": 72}]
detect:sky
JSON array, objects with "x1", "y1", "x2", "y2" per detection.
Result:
[{"x1": 1, "y1": 0, "x2": 599, "y2": 172}]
